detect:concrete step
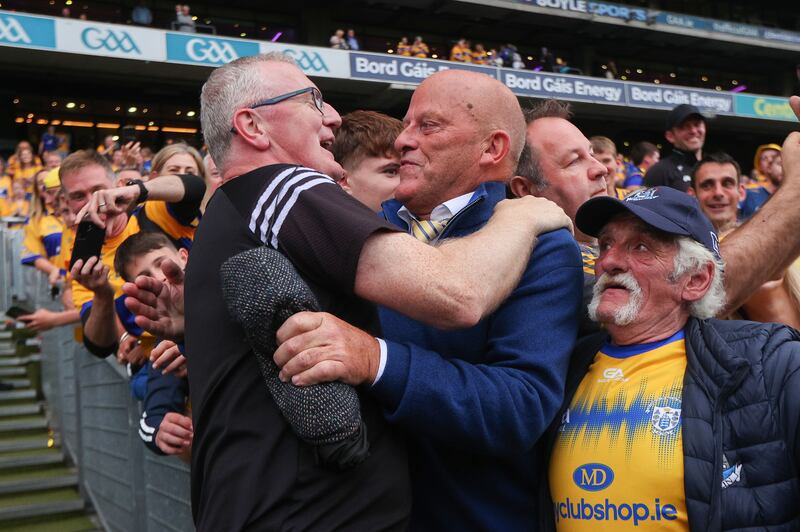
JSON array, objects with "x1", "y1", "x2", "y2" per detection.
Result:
[
  {"x1": 0, "y1": 472, "x2": 78, "y2": 496},
  {"x1": 0, "y1": 368, "x2": 26, "y2": 377},
  {"x1": 1, "y1": 379, "x2": 32, "y2": 389},
  {"x1": 0, "y1": 418, "x2": 47, "y2": 433},
  {"x1": 0, "y1": 348, "x2": 17, "y2": 357},
  {"x1": 0, "y1": 499, "x2": 85, "y2": 523},
  {"x1": 0, "y1": 332, "x2": 12, "y2": 340},
  {"x1": 0, "y1": 354, "x2": 41, "y2": 367},
  {"x1": 0, "y1": 404, "x2": 41, "y2": 418},
  {"x1": 0, "y1": 390, "x2": 36, "y2": 402},
  {"x1": 0, "y1": 452, "x2": 62, "y2": 471},
  {"x1": 0, "y1": 436, "x2": 50, "y2": 453}
]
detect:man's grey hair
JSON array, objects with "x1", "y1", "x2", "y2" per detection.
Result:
[
  {"x1": 671, "y1": 236, "x2": 726, "y2": 319},
  {"x1": 200, "y1": 52, "x2": 296, "y2": 173}
]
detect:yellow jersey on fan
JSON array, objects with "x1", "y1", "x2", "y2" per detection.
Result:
[{"x1": 549, "y1": 330, "x2": 688, "y2": 530}]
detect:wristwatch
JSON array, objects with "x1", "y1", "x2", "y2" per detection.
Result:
[{"x1": 126, "y1": 179, "x2": 149, "y2": 204}]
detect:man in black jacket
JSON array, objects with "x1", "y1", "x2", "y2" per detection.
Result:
[
  {"x1": 643, "y1": 104, "x2": 707, "y2": 192},
  {"x1": 540, "y1": 186, "x2": 800, "y2": 530}
]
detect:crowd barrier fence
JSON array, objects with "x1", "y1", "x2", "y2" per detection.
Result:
[{"x1": 0, "y1": 223, "x2": 194, "y2": 531}]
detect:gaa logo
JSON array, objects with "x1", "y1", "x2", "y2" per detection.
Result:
[
  {"x1": 81, "y1": 27, "x2": 141, "y2": 54},
  {"x1": 284, "y1": 49, "x2": 329, "y2": 73},
  {"x1": 0, "y1": 16, "x2": 32, "y2": 44},
  {"x1": 186, "y1": 38, "x2": 238, "y2": 64},
  {"x1": 573, "y1": 463, "x2": 614, "y2": 492}
]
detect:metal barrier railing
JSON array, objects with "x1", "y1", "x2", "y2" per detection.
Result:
[{"x1": 0, "y1": 223, "x2": 194, "y2": 531}]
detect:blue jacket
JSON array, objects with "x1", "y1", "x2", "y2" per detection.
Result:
[
  {"x1": 374, "y1": 182, "x2": 583, "y2": 530},
  {"x1": 538, "y1": 318, "x2": 800, "y2": 530},
  {"x1": 139, "y1": 361, "x2": 189, "y2": 455}
]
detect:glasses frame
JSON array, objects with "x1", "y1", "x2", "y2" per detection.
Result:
[{"x1": 230, "y1": 87, "x2": 324, "y2": 134}]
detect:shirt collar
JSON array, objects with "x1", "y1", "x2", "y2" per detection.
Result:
[{"x1": 397, "y1": 190, "x2": 475, "y2": 229}]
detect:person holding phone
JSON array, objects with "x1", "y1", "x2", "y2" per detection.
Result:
[{"x1": 60, "y1": 149, "x2": 204, "y2": 358}]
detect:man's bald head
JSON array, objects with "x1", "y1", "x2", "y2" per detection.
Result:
[
  {"x1": 417, "y1": 70, "x2": 525, "y2": 173},
  {"x1": 394, "y1": 70, "x2": 526, "y2": 216}
]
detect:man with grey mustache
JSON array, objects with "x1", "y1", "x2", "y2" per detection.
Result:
[{"x1": 536, "y1": 186, "x2": 800, "y2": 530}]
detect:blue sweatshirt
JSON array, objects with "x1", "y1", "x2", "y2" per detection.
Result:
[{"x1": 373, "y1": 182, "x2": 583, "y2": 530}]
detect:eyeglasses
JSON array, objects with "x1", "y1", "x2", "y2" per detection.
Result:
[{"x1": 230, "y1": 87, "x2": 324, "y2": 134}]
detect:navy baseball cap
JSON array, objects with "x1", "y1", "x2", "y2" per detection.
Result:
[
  {"x1": 576, "y1": 187, "x2": 722, "y2": 261},
  {"x1": 665, "y1": 104, "x2": 707, "y2": 130}
]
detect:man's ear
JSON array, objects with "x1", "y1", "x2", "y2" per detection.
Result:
[
  {"x1": 178, "y1": 247, "x2": 189, "y2": 265},
  {"x1": 508, "y1": 175, "x2": 534, "y2": 198},
  {"x1": 687, "y1": 186, "x2": 696, "y2": 197},
  {"x1": 337, "y1": 172, "x2": 352, "y2": 194},
  {"x1": 231, "y1": 109, "x2": 271, "y2": 151},
  {"x1": 681, "y1": 261, "x2": 714, "y2": 303},
  {"x1": 737, "y1": 183, "x2": 747, "y2": 202},
  {"x1": 665, "y1": 129, "x2": 676, "y2": 146},
  {"x1": 480, "y1": 130, "x2": 511, "y2": 169}
]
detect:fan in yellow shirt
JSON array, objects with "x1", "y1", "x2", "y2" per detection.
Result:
[
  {"x1": 60, "y1": 150, "x2": 204, "y2": 357},
  {"x1": 549, "y1": 331, "x2": 688, "y2": 529}
]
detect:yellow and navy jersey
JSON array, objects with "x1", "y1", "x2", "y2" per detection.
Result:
[
  {"x1": 135, "y1": 200, "x2": 198, "y2": 250},
  {"x1": 579, "y1": 243, "x2": 597, "y2": 278},
  {"x1": 9, "y1": 164, "x2": 43, "y2": 185},
  {"x1": 614, "y1": 187, "x2": 628, "y2": 200},
  {"x1": 471, "y1": 50, "x2": 488, "y2": 64},
  {"x1": 450, "y1": 44, "x2": 472, "y2": 62},
  {"x1": 396, "y1": 42, "x2": 412, "y2": 56},
  {"x1": 1, "y1": 198, "x2": 30, "y2": 223},
  {"x1": 57, "y1": 224, "x2": 76, "y2": 275},
  {"x1": 549, "y1": 330, "x2": 688, "y2": 530},
  {"x1": 0, "y1": 175, "x2": 11, "y2": 200},
  {"x1": 21, "y1": 213, "x2": 63, "y2": 266},
  {"x1": 411, "y1": 42, "x2": 429, "y2": 58}
]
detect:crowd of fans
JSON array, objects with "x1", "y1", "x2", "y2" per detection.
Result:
[{"x1": 2, "y1": 51, "x2": 800, "y2": 529}]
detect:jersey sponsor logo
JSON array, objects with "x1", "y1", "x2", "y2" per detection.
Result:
[
  {"x1": 599, "y1": 367, "x2": 627, "y2": 382},
  {"x1": 721, "y1": 453, "x2": 742, "y2": 489},
  {"x1": 625, "y1": 188, "x2": 659, "y2": 202},
  {"x1": 573, "y1": 463, "x2": 614, "y2": 492},
  {"x1": 186, "y1": 37, "x2": 238, "y2": 63},
  {"x1": 81, "y1": 27, "x2": 141, "y2": 54},
  {"x1": 646, "y1": 396, "x2": 682, "y2": 436},
  {"x1": 553, "y1": 497, "x2": 678, "y2": 526},
  {"x1": 0, "y1": 16, "x2": 31, "y2": 44},
  {"x1": 284, "y1": 48, "x2": 329, "y2": 73}
]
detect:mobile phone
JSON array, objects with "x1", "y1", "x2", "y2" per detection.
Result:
[
  {"x1": 6, "y1": 306, "x2": 34, "y2": 320},
  {"x1": 69, "y1": 221, "x2": 106, "y2": 269},
  {"x1": 121, "y1": 125, "x2": 137, "y2": 145}
]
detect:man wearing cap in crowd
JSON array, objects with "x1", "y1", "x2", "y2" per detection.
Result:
[
  {"x1": 644, "y1": 104, "x2": 708, "y2": 192},
  {"x1": 537, "y1": 186, "x2": 800, "y2": 529}
]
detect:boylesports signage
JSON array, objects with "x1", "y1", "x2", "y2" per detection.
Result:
[
  {"x1": 0, "y1": 10, "x2": 794, "y2": 122},
  {"x1": 500, "y1": 0, "x2": 800, "y2": 48}
]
